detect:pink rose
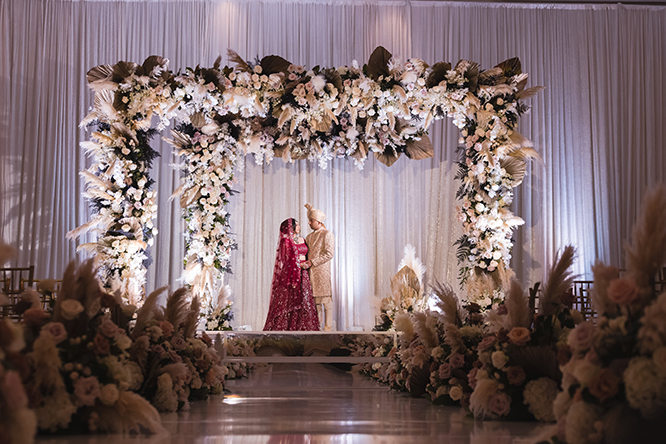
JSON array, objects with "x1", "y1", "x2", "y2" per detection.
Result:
[
  {"x1": 160, "y1": 320, "x2": 174, "y2": 338},
  {"x1": 167, "y1": 350, "x2": 182, "y2": 363},
  {"x1": 568, "y1": 321, "x2": 597, "y2": 352},
  {"x1": 468, "y1": 367, "x2": 479, "y2": 389},
  {"x1": 477, "y1": 336, "x2": 497, "y2": 352},
  {"x1": 205, "y1": 368, "x2": 218, "y2": 386},
  {"x1": 74, "y1": 376, "x2": 100, "y2": 406},
  {"x1": 98, "y1": 318, "x2": 119, "y2": 338},
  {"x1": 0, "y1": 371, "x2": 28, "y2": 409},
  {"x1": 438, "y1": 363, "x2": 452, "y2": 379},
  {"x1": 171, "y1": 335, "x2": 187, "y2": 351},
  {"x1": 588, "y1": 368, "x2": 620, "y2": 402},
  {"x1": 93, "y1": 334, "x2": 110, "y2": 355},
  {"x1": 449, "y1": 353, "x2": 465, "y2": 369},
  {"x1": 489, "y1": 392, "x2": 511, "y2": 417},
  {"x1": 151, "y1": 344, "x2": 166, "y2": 356},
  {"x1": 506, "y1": 366, "x2": 526, "y2": 385},
  {"x1": 507, "y1": 327, "x2": 531, "y2": 346},
  {"x1": 607, "y1": 278, "x2": 639, "y2": 305},
  {"x1": 23, "y1": 307, "x2": 50, "y2": 327},
  {"x1": 41, "y1": 322, "x2": 67, "y2": 343}
]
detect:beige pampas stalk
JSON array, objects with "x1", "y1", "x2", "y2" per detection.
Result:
[
  {"x1": 431, "y1": 281, "x2": 462, "y2": 327},
  {"x1": 507, "y1": 279, "x2": 531, "y2": 329},
  {"x1": 394, "y1": 313, "x2": 415, "y2": 342},
  {"x1": 132, "y1": 286, "x2": 168, "y2": 337},
  {"x1": 412, "y1": 312, "x2": 438, "y2": 349},
  {"x1": 182, "y1": 294, "x2": 200, "y2": 339},
  {"x1": 591, "y1": 261, "x2": 620, "y2": 316},
  {"x1": 163, "y1": 287, "x2": 190, "y2": 329},
  {"x1": 444, "y1": 323, "x2": 465, "y2": 354},
  {"x1": 539, "y1": 246, "x2": 577, "y2": 317},
  {"x1": 469, "y1": 378, "x2": 501, "y2": 419},
  {"x1": 95, "y1": 391, "x2": 167, "y2": 434},
  {"x1": 625, "y1": 183, "x2": 666, "y2": 302}
]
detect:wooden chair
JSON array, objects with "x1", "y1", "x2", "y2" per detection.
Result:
[
  {"x1": 571, "y1": 280, "x2": 596, "y2": 320},
  {"x1": 30, "y1": 278, "x2": 62, "y2": 312},
  {"x1": 1, "y1": 266, "x2": 35, "y2": 319}
]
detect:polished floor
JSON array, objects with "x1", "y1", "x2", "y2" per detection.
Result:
[{"x1": 36, "y1": 363, "x2": 549, "y2": 443}]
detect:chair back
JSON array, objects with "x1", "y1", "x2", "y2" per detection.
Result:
[{"x1": 1, "y1": 266, "x2": 35, "y2": 319}]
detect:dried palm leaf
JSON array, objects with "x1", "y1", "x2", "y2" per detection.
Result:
[
  {"x1": 374, "y1": 148, "x2": 400, "y2": 167},
  {"x1": 408, "y1": 363, "x2": 430, "y2": 398},
  {"x1": 500, "y1": 156, "x2": 527, "y2": 187},
  {"x1": 509, "y1": 346, "x2": 561, "y2": 382},
  {"x1": 111, "y1": 60, "x2": 138, "y2": 83},
  {"x1": 426, "y1": 61, "x2": 451, "y2": 88},
  {"x1": 366, "y1": 46, "x2": 392, "y2": 81},
  {"x1": 227, "y1": 49, "x2": 251, "y2": 73},
  {"x1": 189, "y1": 112, "x2": 206, "y2": 129},
  {"x1": 516, "y1": 86, "x2": 546, "y2": 100},
  {"x1": 539, "y1": 246, "x2": 577, "y2": 317},
  {"x1": 260, "y1": 55, "x2": 291, "y2": 75},
  {"x1": 141, "y1": 55, "x2": 168, "y2": 78},
  {"x1": 404, "y1": 135, "x2": 434, "y2": 160},
  {"x1": 496, "y1": 57, "x2": 522, "y2": 77},
  {"x1": 322, "y1": 68, "x2": 343, "y2": 92}
]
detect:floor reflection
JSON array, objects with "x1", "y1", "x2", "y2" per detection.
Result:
[{"x1": 36, "y1": 363, "x2": 547, "y2": 444}]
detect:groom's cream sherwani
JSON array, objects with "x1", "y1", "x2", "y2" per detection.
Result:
[{"x1": 305, "y1": 227, "x2": 334, "y2": 297}]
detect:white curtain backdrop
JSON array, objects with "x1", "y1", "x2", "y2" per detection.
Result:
[{"x1": 0, "y1": 0, "x2": 664, "y2": 331}]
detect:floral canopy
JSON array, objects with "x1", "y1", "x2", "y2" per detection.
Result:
[{"x1": 68, "y1": 46, "x2": 541, "y2": 315}]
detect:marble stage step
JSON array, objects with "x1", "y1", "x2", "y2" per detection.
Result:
[{"x1": 204, "y1": 331, "x2": 398, "y2": 364}]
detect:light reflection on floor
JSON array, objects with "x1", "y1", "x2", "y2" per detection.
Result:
[{"x1": 36, "y1": 363, "x2": 550, "y2": 443}]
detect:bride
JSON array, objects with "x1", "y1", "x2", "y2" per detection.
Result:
[{"x1": 263, "y1": 218, "x2": 320, "y2": 331}]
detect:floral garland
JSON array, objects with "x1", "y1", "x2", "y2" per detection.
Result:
[{"x1": 72, "y1": 48, "x2": 540, "y2": 309}]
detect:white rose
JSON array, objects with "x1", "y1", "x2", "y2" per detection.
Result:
[
  {"x1": 491, "y1": 350, "x2": 509, "y2": 369},
  {"x1": 572, "y1": 360, "x2": 598, "y2": 386},
  {"x1": 115, "y1": 334, "x2": 132, "y2": 351},
  {"x1": 100, "y1": 384, "x2": 119, "y2": 406},
  {"x1": 60, "y1": 299, "x2": 85, "y2": 321},
  {"x1": 449, "y1": 385, "x2": 463, "y2": 401}
]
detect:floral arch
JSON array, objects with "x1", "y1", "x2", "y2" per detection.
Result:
[{"x1": 68, "y1": 47, "x2": 541, "y2": 317}]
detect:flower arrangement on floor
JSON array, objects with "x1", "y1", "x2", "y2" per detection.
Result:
[
  {"x1": 71, "y1": 48, "x2": 540, "y2": 308},
  {"x1": 468, "y1": 246, "x2": 579, "y2": 421},
  {"x1": 204, "y1": 283, "x2": 234, "y2": 331},
  {"x1": 0, "y1": 317, "x2": 37, "y2": 444},
  {"x1": 374, "y1": 244, "x2": 427, "y2": 331},
  {"x1": 129, "y1": 287, "x2": 227, "y2": 412},
  {"x1": 222, "y1": 336, "x2": 258, "y2": 380},
  {"x1": 544, "y1": 184, "x2": 666, "y2": 444},
  {"x1": 22, "y1": 260, "x2": 165, "y2": 435}
]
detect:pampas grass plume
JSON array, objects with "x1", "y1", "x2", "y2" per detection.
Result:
[
  {"x1": 394, "y1": 313, "x2": 415, "y2": 342},
  {"x1": 506, "y1": 279, "x2": 531, "y2": 329},
  {"x1": 540, "y1": 246, "x2": 577, "y2": 317}
]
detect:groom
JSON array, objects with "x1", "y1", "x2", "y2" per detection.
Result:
[{"x1": 302, "y1": 203, "x2": 335, "y2": 331}]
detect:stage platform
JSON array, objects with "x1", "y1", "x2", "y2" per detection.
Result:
[{"x1": 205, "y1": 331, "x2": 398, "y2": 364}]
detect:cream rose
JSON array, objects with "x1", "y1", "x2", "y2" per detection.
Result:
[
  {"x1": 60, "y1": 299, "x2": 84, "y2": 321},
  {"x1": 100, "y1": 384, "x2": 119, "y2": 406},
  {"x1": 449, "y1": 385, "x2": 464, "y2": 401},
  {"x1": 607, "y1": 278, "x2": 639, "y2": 305},
  {"x1": 491, "y1": 350, "x2": 509, "y2": 369}
]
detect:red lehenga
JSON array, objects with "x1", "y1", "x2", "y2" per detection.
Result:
[{"x1": 263, "y1": 219, "x2": 320, "y2": 331}]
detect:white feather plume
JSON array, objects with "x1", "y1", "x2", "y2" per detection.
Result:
[{"x1": 397, "y1": 244, "x2": 426, "y2": 288}]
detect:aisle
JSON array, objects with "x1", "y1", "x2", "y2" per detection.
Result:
[{"x1": 36, "y1": 363, "x2": 548, "y2": 443}]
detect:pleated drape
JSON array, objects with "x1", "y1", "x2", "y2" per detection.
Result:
[{"x1": 1, "y1": 0, "x2": 664, "y2": 330}]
